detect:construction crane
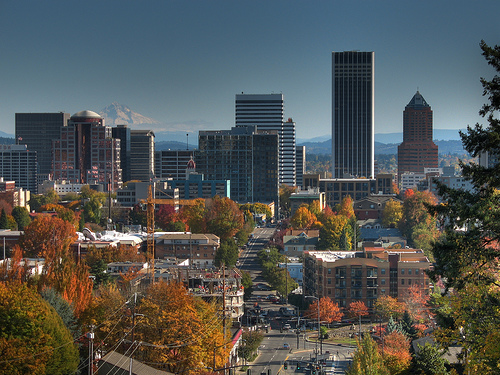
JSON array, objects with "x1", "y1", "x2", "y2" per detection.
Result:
[{"x1": 141, "y1": 185, "x2": 199, "y2": 281}]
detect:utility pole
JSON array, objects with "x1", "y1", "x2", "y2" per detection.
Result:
[{"x1": 87, "y1": 325, "x2": 95, "y2": 375}]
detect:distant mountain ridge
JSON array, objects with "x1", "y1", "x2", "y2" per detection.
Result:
[
  {"x1": 95, "y1": 103, "x2": 468, "y2": 151},
  {"x1": 299, "y1": 139, "x2": 467, "y2": 155}
]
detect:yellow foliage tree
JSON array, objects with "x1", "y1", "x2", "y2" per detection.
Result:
[
  {"x1": 136, "y1": 281, "x2": 228, "y2": 374},
  {"x1": 382, "y1": 199, "x2": 403, "y2": 228},
  {"x1": 291, "y1": 206, "x2": 317, "y2": 229}
]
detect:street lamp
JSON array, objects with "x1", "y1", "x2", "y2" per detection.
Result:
[{"x1": 305, "y1": 296, "x2": 321, "y2": 356}]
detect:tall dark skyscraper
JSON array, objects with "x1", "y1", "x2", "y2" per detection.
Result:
[
  {"x1": 332, "y1": 51, "x2": 374, "y2": 179},
  {"x1": 112, "y1": 125, "x2": 131, "y2": 183},
  {"x1": 397, "y1": 91, "x2": 438, "y2": 178},
  {"x1": 15, "y1": 112, "x2": 70, "y2": 184}
]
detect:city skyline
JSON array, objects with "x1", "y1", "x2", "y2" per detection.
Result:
[{"x1": 1, "y1": 1, "x2": 499, "y2": 141}]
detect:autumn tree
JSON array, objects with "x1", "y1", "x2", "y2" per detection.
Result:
[
  {"x1": 426, "y1": 41, "x2": 500, "y2": 368},
  {"x1": 19, "y1": 216, "x2": 93, "y2": 316},
  {"x1": 317, "y1": 205, "x2": 335, "y2": 223},
  {"x1": 0, "y1": 282, "x2": 79, "y2": 375},
  {"x1": 239, "y1": 202, "x2": 272, "y2": 221},
  {"x1": 348, "y1": 301, "x2": 369, "y2": 327},
  {"x1": 336, "y1": 195, "x2": 355, "y2": 219},
  {"x1": 205, "y1": 196, "x2": 243, "y2": 241},
  {"x1": 304, "y1": 296, "x2": 343, "y2": 324},
  {"x1": 403, "y1": 284, "x2": 431, "y2": 324},
  {"x1": 290, "y1": 206, "x2": 317, "y2": 229},
  {"x1": 136, "y1": 281, "x2": 227, "y2": 374},
  {"x1": 399, "y1": 189, "x2": 439, "y2": 253},
  {"x1": 346, "y1": 334, "x2": 389, "y2": 375},
  {"x1": 381, "y1": 199, "x2": 403, "y2": 228},
  {"x1": 180, "y1": 198, "x2": 206, "y2": 233},
  {"x1": 156, "y1": 204, "x2": 186, "y2": 232},
  {"x1": 374, "y1": 294, "x2": 405, "y2": 321},
  {"x1": 382, "y1": 331, "x2": 412, "y2": 374},
  {"x1": 318, "y1": 214, "x2": 351, "y2": 250}
]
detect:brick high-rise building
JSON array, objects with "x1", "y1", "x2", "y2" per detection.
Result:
[{"x1": 398, "y1": 91, "x2": 438, "y2": 180}]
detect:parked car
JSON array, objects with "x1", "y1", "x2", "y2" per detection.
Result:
[
  {"x1": 283, "y1": 343, "x2": 290, "y2": 350},
  {"x1": 256, "y1": 283, "x2": 271, "y2": 291},
  {"x1": 283, "y1": 324, "x2": 291, "y2": 330}
]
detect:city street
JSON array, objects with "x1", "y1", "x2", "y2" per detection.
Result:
[{"x1": 238, "y1": 226, "x2": 354, "y2": 374}]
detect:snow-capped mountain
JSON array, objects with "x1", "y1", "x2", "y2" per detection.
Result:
[{"x1": 99, "y1": 102, "x2": 159, "y2": 126}]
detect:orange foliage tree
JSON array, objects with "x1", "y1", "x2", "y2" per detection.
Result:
[
  {"x1": 336, "y1": 195, "x2": 355, "y2": 219},
  {"x1": 348, "y1": 300, "x2": 369, "y2": 321},
  {"x1": 304, "y1": 296, "x2": 343, "y2": 324},
  {"x1": 403, "y1": 283, "x2": 431, "y2": 323},
  {"x1": 382, "y1": 331, "x2": 412, "y2": 374},
  {"x1": 291, "y1": 206, "x2": 318, "y2": 229},
  {"x1": 137, "y1": 281, "x2": 227, "y2": 374},
  {"x1": 18, "y1": 216, "x2": 93, "y2": 317}
]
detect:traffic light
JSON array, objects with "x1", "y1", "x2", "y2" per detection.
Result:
[
  {"x1": 296, "y1": 363, "x2": 301, "y2": 370},
  {"x1": 247, "y1": 369, "x2": 251, "y2": 375},
  {"x1": 284, "y1": 361, "x2": 288, "y2": 370}
]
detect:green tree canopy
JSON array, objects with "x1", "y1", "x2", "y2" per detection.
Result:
[
  {"x1": 214, "y1": 238, "x2": 239, "y2": 268},
  {"x1": 0, "y1": 282, "x2": 79, "y2": 375},
  {"x1": 413, "y1": 343, "x2": 448, "y2": 375},
  {"x1": 11, "y1": 206, "x2": 31, "y2": 231},
  {"x1": 0, "y1": 208, "x2": 8, "y2": 229},
  {"x1": 428, "y1": 40, "x2": 500, "y2": 371}
]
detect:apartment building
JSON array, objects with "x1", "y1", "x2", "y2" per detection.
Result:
[{"x1": 303, "y1": 248, "x2": 432, "y2": 310}]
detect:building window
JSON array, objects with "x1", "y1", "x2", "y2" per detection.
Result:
[
  {"x1": 381, "y1": 268, "x2": 386, "y2": 275},
  {"x1": 415, "y1": 269, "x2": 419, "y2": 275},
  {"x1": 401, "y1": 269, "x2": 405, "y2": 275},
  {"x1": 381, "y1": 279, "x2": 386, "y2": 285},
  {"x1": 408, "y1": 269, "x2": 412, "y2": 275},
  {"x1": 401, "y1": 279, "x2": 405, "y2": 285}
]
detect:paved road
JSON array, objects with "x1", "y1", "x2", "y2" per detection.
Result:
[{"x1": 237, "y1": 227, "x2": 355, "y2": 373}]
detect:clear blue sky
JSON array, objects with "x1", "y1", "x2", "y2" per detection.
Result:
[{"x1": 1, "y1": 0, "x2": 499, "y2": 141}]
